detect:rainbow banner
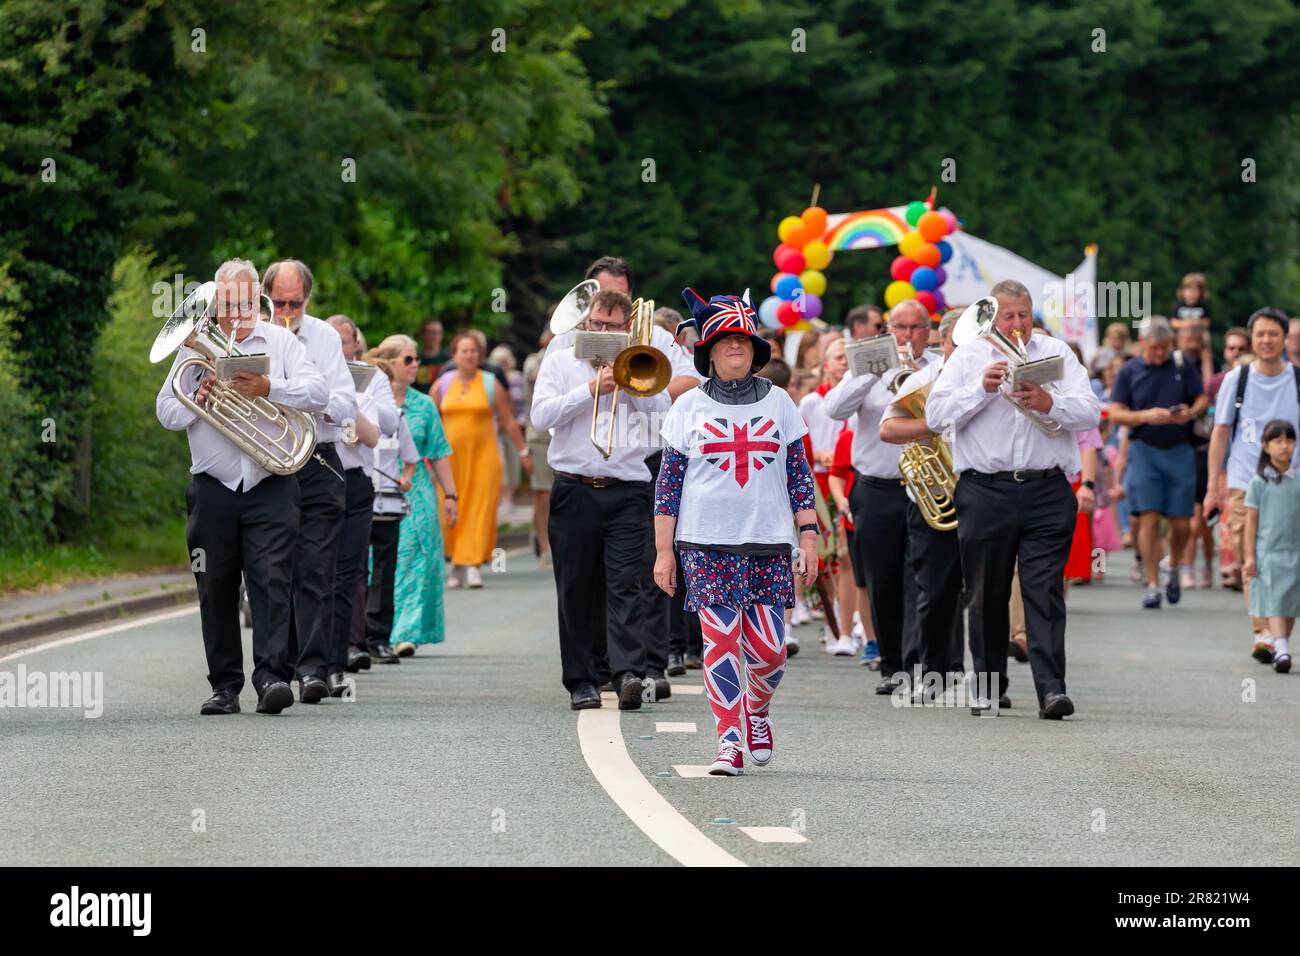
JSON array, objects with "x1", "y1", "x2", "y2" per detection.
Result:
[{"x1": 820, "y1": 206, "x2": 910, "y2": 251}]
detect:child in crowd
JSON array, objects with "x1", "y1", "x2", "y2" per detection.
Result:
[{"x1": 1243, "y1": 420, "x2": 1300, "y2": 672}]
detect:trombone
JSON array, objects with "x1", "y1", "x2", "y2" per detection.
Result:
[
  {"x1": 952, "y1": 296, "x2": 1064, "y2": 435},
  {"x1": 550, "y1": 280, "x2": 672, "y2": 459}
]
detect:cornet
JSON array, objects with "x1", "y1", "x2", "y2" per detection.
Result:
[
  {"x1": 150, "y1": 280, "x2": 317, "y2": 475},
  {"x1": 952, "y1": 296, "x2": 1064, "y2": 436}
]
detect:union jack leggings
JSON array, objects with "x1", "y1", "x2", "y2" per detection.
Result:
[{"x1": 698, "y1": 604, "x2": 787, "y2": 744}]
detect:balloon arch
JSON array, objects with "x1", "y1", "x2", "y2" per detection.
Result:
[{"x1": 758, "y1": 193, "x2": 960, "y2": 331}]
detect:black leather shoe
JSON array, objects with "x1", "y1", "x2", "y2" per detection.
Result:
[
  {"x1": 647, "y1": 673, "x2": 671, "y2": 701},
  {"x1": 255, "y1": 681, "x2": 293, "y2": 715},
  {"x1": 1038, "y1": 692, "x2": 1075, "y2": 719},
  {"x1": 970, "y1": 693, "x2": 1012, "y2": 716},
  {"x1": 346, "y1": 646, "x2": 372, "y2": 672},
  {"x1": 684, "y1": 653, "x2": 703, "y2": 670},
  {"x1": 327, "y1": 672, "x2": 350, "y2": 698},
  {"x1": 666, "y1": 653, "x2": 687, "y2": 677},
  {"x1": 200, "y1": 689, "x2": 240, "y2": 715},
  {"x1": 875, "y1": 674, "x2": 904, "y2": 695},
  {"x1": 570, "y1": 683, "x2": 601, "y2": 710},
  {"x1": 615, "y1": 673, "x2": 644, "y2": 711},
  {"x1": 299, "y1": 675, "x2": 329, "y2": 704},
  {"x1": 368, "y1": 642, "x2": 400, "y2": 664}
]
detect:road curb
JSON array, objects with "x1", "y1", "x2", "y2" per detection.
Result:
[
  {"x1": 0, "y1": 586, "x2": 198, "y2": 649},
  {"x1": 0, "y1": 531, "x2": 534, "y2": 649}
]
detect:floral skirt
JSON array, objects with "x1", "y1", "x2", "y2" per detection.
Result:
[{"x1": 679, "y1": 548, "x2": 795, "y2": 613}]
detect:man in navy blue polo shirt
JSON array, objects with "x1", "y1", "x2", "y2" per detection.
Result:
[{"x1": 1109, "y1": 317, "x2": 1208, "y2": 609}]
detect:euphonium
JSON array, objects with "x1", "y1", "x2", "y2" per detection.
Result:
[
  {"x1": 150, "y1": 280, "x2": 317, "y2": 475},
  {"x1": 891, "y1": 377, "x2": 959, "y2": 531}
]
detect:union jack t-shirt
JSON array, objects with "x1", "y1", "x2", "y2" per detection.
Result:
[{"x1": 659, "y1": 385, "x2": 809, "y2": 549}]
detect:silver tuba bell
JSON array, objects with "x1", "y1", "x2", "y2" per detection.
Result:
[{"x1": 150, "y1": 280, "x2": 317, "y2": 475}]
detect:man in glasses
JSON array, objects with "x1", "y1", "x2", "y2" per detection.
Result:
[
  {"x1": 263, "y1": 259, "x2": 357, "y2": 703},
  {"x1": 156, "y1": 259, "x2": 328, "y2": 715}
]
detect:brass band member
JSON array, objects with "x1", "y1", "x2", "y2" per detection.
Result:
[
  {"x1": 263, "y1": 260, "x2": 357, "y2": 704},
  {"x1": 880, "y1": 309, "x2": 966, "y2": 688},
  {"x1": 824, "y1": 299, "x2": 934, "y2": 695},
  {"x1": 926, "y1": 280, "x2": 1100, "y2": 718},
  {"x1": 156, "y1": 259, "x2": 327, "y2": 715}
]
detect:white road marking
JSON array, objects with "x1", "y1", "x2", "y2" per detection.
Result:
[
  {"x1": 577, "y1": 708, "x2": 744, "y2": 867},
  {"x1": 739, "y1": 826, "x2": 808, "y2": 844},
  {"x1": 672, "y1": 685, "x2": 704, "y2": 696},
  {"x1": 0, "y1": 606, "x2": 198, "y2": 663},
  {"x1": 656, "y1": 722, "x2": 696, "y2": 733},
  {"x1": 672, "y1": 765, "x2": 727, "y2": 778}
]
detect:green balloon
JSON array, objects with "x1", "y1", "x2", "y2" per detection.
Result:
[{"x1": 905, "y1": 200, "x2": 927, "y2": 227}]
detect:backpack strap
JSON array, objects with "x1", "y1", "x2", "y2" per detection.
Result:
[{"x1": 1229, "y1": 363, "x2": 1250, "y2": 447}]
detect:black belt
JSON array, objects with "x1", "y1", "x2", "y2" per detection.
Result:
[
  {"x1": 854, "y1": 471, "x2": 904, "y2": 490},
  {"x1": 962, "y1": 467, "x2": 1063, "y2": 483},
  {"x1": 555, "y1": 471, "x2": 644, "y2": 489}
]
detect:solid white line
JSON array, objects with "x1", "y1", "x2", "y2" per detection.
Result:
[
  {"x1": 739, "y1": 826, "x2": 807, "y2": 844},
  {"x1": 577, "y1": 708, "x2": 745, "y2": 867},
  {"x1": 655, "y1": 722, "x2": 697, "y2": 733},
  {"x1": 0, "y1": 606, "x2": 198, "y2": 664}
]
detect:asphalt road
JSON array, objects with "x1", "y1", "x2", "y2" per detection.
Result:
[{"x1": 1, "y1": 553, "x2": 1295, "y2": 867}]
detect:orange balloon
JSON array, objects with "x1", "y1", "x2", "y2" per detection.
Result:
[
  {"x1": 918, "y1": 210, "x2": 948, "y2": 243},
  {"x1": 801, "y1": 206, "x2": 828, "y2": 238},
  {"x1": 914, "y1": 243, "x2": 941, "y2": 268},
  {"x1": 785, "y1": 222, "x2": 814, "y2": 248}
]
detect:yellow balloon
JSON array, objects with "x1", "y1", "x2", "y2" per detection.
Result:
[
  {"x1": 800, "y1": 269, "x2": 827, "y2": 297},
  {"x1": 777, "y1": 216, "x2": 804, "y2": 243},
  {"x1": 898, "y1": 230, "x2": 925, "y2": 259},
  {"x1": 791, "y1": 319, "x2": 812, "y2": 332},
  {"x1": 802, "y1": 240, "x2": 832, "y2": 271},
  {"x1": 884, "y1": 280, "x2": 916, "y2": 308}
]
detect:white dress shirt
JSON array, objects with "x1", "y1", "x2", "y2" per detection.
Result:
[
  {"x1": 337, "y1": 370, "x2": 401, "y2": 473},
  {"x1": 799, "y1": 388, "x2": 846, "y2": 476},
  {"x1": 823, "y1": 356, "x2": 931, "y2": 479},
  {"x1": 925, "y1": 333, "x2": 1101, "y2": 474},
  {"x1": 155, "y1": 321, "x2": 328, "y2": 492},
  {"x1": 531, "y1": 338, "x2": 677, "y2": 481},
  {"x1": 291, "y1": 314, "x2": 357, "y2": 446}
]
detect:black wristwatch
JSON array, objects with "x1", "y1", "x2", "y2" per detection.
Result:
[
  {"x1": 798, "y1": 523, "x2": 818, "y2": 536},
  {"x1": 1082, "y1": 480, "x2": 1095, "y2": 490}
]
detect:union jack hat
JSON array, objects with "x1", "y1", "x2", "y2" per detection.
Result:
[{"x1": 679, "y1": 287, "x2": 772, "y2": 376}]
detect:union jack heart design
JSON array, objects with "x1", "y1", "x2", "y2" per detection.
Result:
[{"x1": 695, "y1": 416, "x2": 782, "y2": 488}]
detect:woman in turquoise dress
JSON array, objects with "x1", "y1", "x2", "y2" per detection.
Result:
[{"x1": 374, "y1": 335, "x2": 457, "y2": 656}]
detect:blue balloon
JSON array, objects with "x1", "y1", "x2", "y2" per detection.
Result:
[
  {"x1": 936, "y1": 239, "x2": 953, "y2": 264},
  {"x1": 758, "y1": 295, "x2": 782, "y2": 329},
  {"x1": 910, "y1": 266, "x2": 938, "y2": 292},
  {"x1": 775, "y1": 274, "x2": 802, "y2": 301}
]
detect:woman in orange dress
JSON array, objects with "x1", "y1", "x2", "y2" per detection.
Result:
[{"x1": 435, "y1": 331, "x2": 532, "y2": 588}]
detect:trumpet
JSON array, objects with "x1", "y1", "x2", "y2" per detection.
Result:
[
  {"x1": 952, "y1": 296, "x2": 1064, "y2": 436},
  {"x1": 150, "y1": 280, "x2": 317, "y2": 475},
  {"x1": 888, "y1": 342, "x2": 919, "y2": 394},
  {"x1": 551, "y1": 280, "x2": 671, "y2": 459}
]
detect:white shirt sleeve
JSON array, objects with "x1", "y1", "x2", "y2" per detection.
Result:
[
  {"x1": 1044, "y1": 341, "x2": 1102, "y2": 431},
  {"x1": 397, "y1": 417, "x2": 418, "y2": 464},
  {"x1": 530, "y1": 351, "x2": 591, "y2": 432},
  {"x1": 926, "y1": 346, "x2": 997, "y2": 433},
  {"x1": 319, "y1": 327, "x2": 359, "y2": 427},
  {"x1": 155, "y1": 350, "x2": 202, "y2": 431},
  {"x1": 267, "y1": 331, "x2": 329, "y2": 413},
  {"x1": 823, "y1": 373, "x2": 876, "y2": 421},
  {"x1": 368, "y1": 372, "x2": 400, "y2": 436}
]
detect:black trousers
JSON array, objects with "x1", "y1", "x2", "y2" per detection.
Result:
[
  {"x1": 549, "y1": 476, "x2": 650, "y2": 691},
  {"x1": 366, "y1": 517, "x2": 402, "y2": 645},
  {"x1": 186, "y1": 472, "x2": 299, "y2": 694},
  {"x1": 668, "y1": 550, "x2": 704, "y2": 659},
  {"x1": 907, "y1": 501, "x2": 964, "y2": 676},
  {"x1": 638, "y1": 451, "x2": 673, "y2": 676},
  {"x1": 286, "y1": 445, "x2": 346, "y2": 679},
  {"x1": 329, "y1": 467, "x2": 374, "y2": 671},
  {"x1": 850, "y1": 475, "x2": 910, "y2": 677},
  {"x1": 955, "y1": 472, "x2": 1076, "y2": 703}
]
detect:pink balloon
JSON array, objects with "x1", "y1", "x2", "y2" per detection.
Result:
[{"x1": 939, "y1": 209, "x2": 958, "y2": 233}]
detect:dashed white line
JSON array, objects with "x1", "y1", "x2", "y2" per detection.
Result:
[
  {"x1": 655, "y1": 722, "x2": 697, "y2": 733},
  {"x1": 739, "y1": 826, "x2": 808, "y2": 844}
]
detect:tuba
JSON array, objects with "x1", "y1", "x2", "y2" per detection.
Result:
[
  {"x1": 952, "y1": 296, "x2": 1064, "y2": 436},
  {"x1": 890, "y1": 372, "x2": 958, "y2": 532},
  {"x1": 150, "y1": 280, "x2": 317, "y2": 475},
  {"x1": 552, "y1": 280, "x2": 671, "y2": 459}
]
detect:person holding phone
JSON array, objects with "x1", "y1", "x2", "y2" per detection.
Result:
[
  {"x1": 1107, "y1": 316, "x2": 1207, "y2": 609},
  {"x1": 654, "y1": 289, "x2": 818, "y2": 776}
]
